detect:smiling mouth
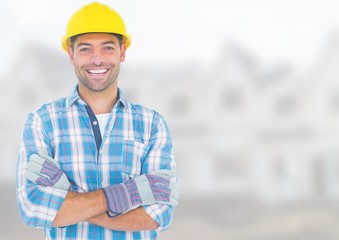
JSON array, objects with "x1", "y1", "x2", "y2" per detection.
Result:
[{"x1": 86, "y1": 68, "x2": 109, "y2": 76}]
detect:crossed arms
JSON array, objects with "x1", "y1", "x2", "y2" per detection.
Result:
[
  {"x1": 18, "y1": 152, "x2": 177, "y2": 232},
  {"x1": 53, "y1": 190, "x2": 158, "y2": 231},
  {"x1": 20, "y1": 151, "x2": 178, "y2": 231}
]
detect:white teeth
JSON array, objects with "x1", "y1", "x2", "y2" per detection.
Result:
[{"x1": 88, "y1": 69, "x2": 108, "y2": 74}]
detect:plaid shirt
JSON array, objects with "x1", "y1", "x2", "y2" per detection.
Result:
[{"x1": 16, "y1": 86, "x2": 176, "y2": 240}]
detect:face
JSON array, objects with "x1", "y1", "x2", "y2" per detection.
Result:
[{"x1": 68, "y1": 33, "x2": 126, "y2": 93}]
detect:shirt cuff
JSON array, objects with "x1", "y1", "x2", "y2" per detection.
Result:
[{"x1": 143, "y1": 204, "x2": 174, "y2": 231}]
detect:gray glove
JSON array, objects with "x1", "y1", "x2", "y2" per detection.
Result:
[
  {"x1": 135, "y1": 170, "x2": 179, "y2": 205},
  {"x1": 103, "y1": 169, "x2": 179, "y2": 216},
  {"x1": 25, "y1": 152, "x2": 71, "y2": 191}
]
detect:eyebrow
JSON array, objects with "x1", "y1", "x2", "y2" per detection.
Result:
[
  {"x1": 77, "y1": 43, "x2": 91, "y2": 48},
  {"x1": 76, "y1": 41, "x2": 117, "y2": 48},
  {"x1": 102, "y1": 41, "x2": 117, "y2": 45}
]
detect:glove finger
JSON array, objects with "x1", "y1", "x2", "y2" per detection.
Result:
[
  {"x1": 149, "y1": 169, "x2": 176, "y2": 179},
  {"x1": 170, "y1": 188, "x2": 179, "y2": 202},
  {"x1": 29, "y1": 154, "x2": 63, "y2": 179},
  {"x1": 38, "y1": 151, "x2": 60, "y2": 167},
  {"x1": 40, "y1": 160, "x2": 63, "y2": 178},
  {"x1": 158, "y1": 191, "x2": 179, "y2": 206},
  {"x1": 147, "y1": 175, "x2": 170, "y2": 187},
  {"x1": 30, "y1": 154, "x2": 60, "y2": 171},
  {"x1": 169, "y1": 177, "x2": 178, "y2": 189},
  {"x1": 168, "y1": 196, "x2": 179, "y2": 206},
  {"x1": 29, "y1": 154, "x2": 46, "y2": 166},
  {"x1": 155, "y1": 197, "x2": 179, "y2": 206},
  {"x1": 158, "y1": 183, "x2": 179, "y2": 205},
  {"x1": 25, "y1": 170, "x2": 42, "y2": 183},
  {"x1": 36, "y1": 177, "x2": 53, "y2": 187},
  {"x1": 54, "y1": 175, "x2": 72, "y2": 191},
  {"x1": 27, "y1": 161, "x2": 50, "y2": 179},
  {"x1": 27, "y1": 169, "x2": 52, "y2": 182},
  {"x1": 153, "y1": 191, "x2": 170, "y2": 202},
  {"x1": 152, "y1": 176, "x2": 178, "y2": 195},
  {"x1": 152, "y1": 186, "x2": 171, "y2": 196},
  {"x1": 27, "y1": 160, "x2": 43, "y2": 172}
]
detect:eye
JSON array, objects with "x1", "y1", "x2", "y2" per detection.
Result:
[
  {"x1": 79, "y1": 47, "x2": 90, "y2": 52},
  {"x1": 104, "y1": 46, "x2": 114, "y2": 51}
]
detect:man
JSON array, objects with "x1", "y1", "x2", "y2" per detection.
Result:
[{"x1": 16, "y1": 2, "x2": 178, "y2": 239}]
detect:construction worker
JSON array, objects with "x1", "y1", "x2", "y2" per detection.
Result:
[{"x1": 16, "y1": 2, "x2": 178, "y2": 239}]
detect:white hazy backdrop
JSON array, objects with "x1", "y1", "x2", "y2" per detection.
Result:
[{"x1": 2, "y1": 0, "x2": 339, "y2": 239}]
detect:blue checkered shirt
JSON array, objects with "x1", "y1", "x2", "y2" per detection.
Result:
[{"x1": 16, "y1": 86, "x2": 176, "y2": 239}]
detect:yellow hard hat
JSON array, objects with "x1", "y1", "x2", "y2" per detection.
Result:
[{"x1": 61, "y1": 2, "x2": 131, "y2": 51}]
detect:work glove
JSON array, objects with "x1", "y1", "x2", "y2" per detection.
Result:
[
  {"x1": 103, "y1": 169, "x2": 179, "y2": 215},
  {"x1": 25, "y1": 152, "x2": 71, "y2": 191}
]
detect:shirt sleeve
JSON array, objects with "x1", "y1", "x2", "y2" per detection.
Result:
[
  {"x1": 142, "y1": 113, "x2": 177, "y2": 231},
  {"x1": 16, "y1": 111, "x2": 67, "y2": 229}
]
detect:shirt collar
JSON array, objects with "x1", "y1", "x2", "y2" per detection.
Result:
[
  {"x1": 66, "y1": 85, "x2": 129, "y2": 111},
  {"x1": 117, "y1": 88, "x2": 128, "y2": 110},
  {"x1": 66, "y1": 85, "x2": 81, "y2": 109}
]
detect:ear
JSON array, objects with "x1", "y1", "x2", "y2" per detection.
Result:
[
  {"x1": 68, "y1": 47, "x2": 75, "y2": 65},
  {"x1": 120, "y1": 43, "x2": 127, "y2": 62}
]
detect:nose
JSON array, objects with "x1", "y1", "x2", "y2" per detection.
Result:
[{"x1": 91, "y1": 50, "x2": 104, "y2": 66}]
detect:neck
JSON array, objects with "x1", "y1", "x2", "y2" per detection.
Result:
[{"x1": 78, "y1": 84, "x2": 118, "y2": 114}]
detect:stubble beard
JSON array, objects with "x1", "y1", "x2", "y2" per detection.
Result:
[{"x1": 75, "y1": 63, "x2": 120, "y2": 93}]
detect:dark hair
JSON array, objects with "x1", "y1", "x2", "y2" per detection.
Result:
[{"x1": 70, "y1": 33, "x2": 123, "y2": 49}]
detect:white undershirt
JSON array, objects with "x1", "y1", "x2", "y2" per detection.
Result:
[{"x1": 95, "y1": 113, "x2": 110, "y2": 138}]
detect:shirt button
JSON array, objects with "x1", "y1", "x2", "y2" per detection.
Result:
[
  {"x1": 99, "y1": 149, "x2": 103, "y2": 154},
  {"x1": 93, "y1": 121, "x2": 98, "y2": 125}
]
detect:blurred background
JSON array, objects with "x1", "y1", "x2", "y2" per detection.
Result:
[{"x1": 2, "y1": 0, "x2": 339, "y2": 239}]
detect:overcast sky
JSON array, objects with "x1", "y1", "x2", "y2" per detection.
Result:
[{"x1": 1, "y1": 0, "x2": 339, "y2": 76}]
